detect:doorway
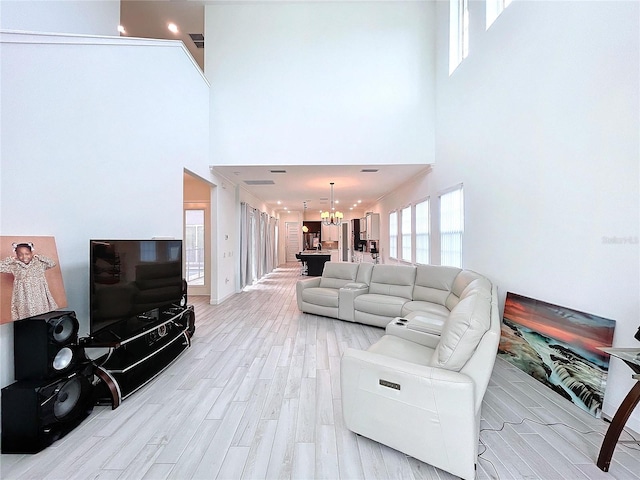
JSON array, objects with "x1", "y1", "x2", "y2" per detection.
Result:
[
  {"x1": 285, "y1": 222, "x2": 300, "y2": 262},
  {"x1": 183, "y1": 172, "x2": 212, "y2": 297}
]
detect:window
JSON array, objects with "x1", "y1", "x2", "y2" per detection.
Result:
[
  {"x1": 449, "y1": 0, "x2": 469, "y2": 74},
  {"x1": 401, "y1": 206, "x2": 412, "y2": 262},
  {"x1": 440, "y1": 185, "x2": 464, "y2": 268},
  {"x1": 185, "y1": 209, "x2": 205, "y2": 285},
  {"x1": 389, "y1": 211, "x2": 398, "y2": 259},
  {"x1": 415, "y1": 198, "x2": 430, "y2": 264},
  {"x1": 486, "y1": 0, "x2": 512, "y2": 29}
]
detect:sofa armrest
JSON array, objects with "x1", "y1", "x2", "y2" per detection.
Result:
[
  {"x1": 296, "y1": 277, "x2": 322, "y2": 310},
  {"x1": 338, "y1": 284, "x2": 369, "y2": 322},
  {"x1": 340, "y1": 347, "x2": 479, "y2": 480},
  {"x1": 342, "y1": 347, "x2": 474, "y2": 389}
]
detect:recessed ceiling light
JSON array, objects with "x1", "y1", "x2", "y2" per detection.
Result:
[{"x1": 168, "y1": 23, "x2": 179, "y2": 34}]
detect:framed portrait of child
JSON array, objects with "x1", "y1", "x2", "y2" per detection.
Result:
[{"x1": 0, "y1": 236, "x2": 68, "y2": 324}]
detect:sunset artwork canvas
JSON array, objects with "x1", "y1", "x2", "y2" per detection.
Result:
[{"x1": 498, "y1": 292, "x2": 615, "y2": 418}]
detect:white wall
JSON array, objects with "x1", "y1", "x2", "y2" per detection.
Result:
[
  {"x1": 0, "y1": 31, "x2": 210, "y2": 388},
  {"x1": 371, "y1": 0, "x2": 639, "y2": 431},
  {"x1": 205, "y1": 1, "x2": 436, "y2": 166},
  {"x1": 0, "y1": 0, "x2": 120, "y2": 35}
]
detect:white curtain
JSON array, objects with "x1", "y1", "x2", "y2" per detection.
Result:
[
  {"x1": 240, "y1": 202, "x2": 252, "y2": 289},
  {"x1": 240, "y1": 202, "x2": 278, "y2": 289}
]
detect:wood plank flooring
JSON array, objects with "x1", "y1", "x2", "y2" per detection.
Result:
[{"x1": 2, "y1": 264, "x2": 639, "y2": 479}]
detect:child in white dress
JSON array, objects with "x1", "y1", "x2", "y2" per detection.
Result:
[{"x1": 0, "y1": 242, "x2": 58, "y2": 320}]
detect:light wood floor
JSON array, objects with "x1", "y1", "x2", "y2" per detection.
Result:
[{"x1": 2, "y1": 264, "x2": 639, "y2": 479}]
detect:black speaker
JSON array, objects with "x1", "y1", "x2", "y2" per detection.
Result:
[
  {"x1": 180, "y1": 278, "x2": 188, "y2": 307},
  {"x1": 14, "y1": 311, "x2": 82, "y2": 381},
  {"x1": 1, "y1": 364, "x2": 94, "y2": 453}
]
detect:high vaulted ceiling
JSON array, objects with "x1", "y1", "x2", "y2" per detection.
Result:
[{"x1": 121, "y1": 0, "x2": 431, "y2": 214}]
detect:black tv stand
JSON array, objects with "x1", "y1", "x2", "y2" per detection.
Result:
[{"x1": 81, "y1": 305, "x2": 195, "y2": 408}]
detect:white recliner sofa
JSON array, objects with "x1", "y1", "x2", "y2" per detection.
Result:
[
  {"x1": 296, "y1": 262, "x2": 491, "y2": 337},
  {"x1": 340, "y1": 283, "x2": 500, "y2": 480},
  {"x1": 295, "y1": 262, "x2": 373, "y2": 320},
  {"x1": 352, "y1": 264, "x2": 417, "y2": 327}
]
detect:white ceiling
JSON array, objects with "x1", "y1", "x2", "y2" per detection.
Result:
[
  {"x1": 120, "y1": 0, "x2": 205, "y2": 69},
  {"x1": 211, "y1": 164, "x2": 431, "y2": 214},
  {"x1": 121, "y1": 1, "x2": 431, "y2": 213}
]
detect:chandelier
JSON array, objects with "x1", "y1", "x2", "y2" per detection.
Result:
[{"x1": 321, "y1": 182, "x2": 344, "y2": 226}]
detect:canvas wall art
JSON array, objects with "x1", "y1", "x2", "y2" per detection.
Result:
[
  {"x1": 498, "y1": 292, "x2": 615, "y2": 418},
  {"x1": 0, "y1": 236, "x2": 67, "y2": 324}
]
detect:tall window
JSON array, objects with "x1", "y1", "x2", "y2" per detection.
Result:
[
  {"x1": 449, "y1": 0, "x2": 469, "y2": 74},
  {"x1": 389, "y1": 210, "x2": 398, "y2": 259},
  {"x1": 415, "y1": 198, "x2": 430, "y2": 264},
  {"x1": 185, "y1": 209, "x2": 205, "y2": 285},
  {"x1": 487, "y1": 0, "x2": 512, "y2": 29},
  {"x1": 401, "y1": 206, "x2": 412, "y2": 262},
  {"x1": 440, "y1": 185, "x2": 464, "y2": 268}
]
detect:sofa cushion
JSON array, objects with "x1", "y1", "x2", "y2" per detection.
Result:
[
  {"x1": 302, "y1": 287, "x2": 340, "y2": 308},
  {"x1": 459, "y1": 277, "x2": 492, "y2": 300},
  {"x1": 355, "y1": 262, "x2": 374, "y2": 285},
  {"x1": 412, "y1": 265, "x2": 461, "y2": 306},
  {"x1": 430, "y1": 292, "x2": 491, "y2": 371},
  {"x1": 445, "y1": 270, "x2": 488, "y2": 311},
  {"x1": 354, "y1": 294, "x2": 409, "y2": 318},
  {"x1": 368, "y1": 265, "x2": 416, "y2": 300},
  {"x1": 401, "y1": 301, "x2": 450, "y2": 320},
  {"x1": 319, "y1": 262, "x2": 359, "y2": 289}
]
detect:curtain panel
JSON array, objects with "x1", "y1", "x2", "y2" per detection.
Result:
[{"x1": 240, "y1": 202, "x2": 278, "y2": 289}]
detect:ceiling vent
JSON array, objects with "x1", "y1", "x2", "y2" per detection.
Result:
[
  {"x1": 189, "y1": 33, "x2": 204, "y2": 49},
  {"x1": 361, "y1": 168, "x2": 379, "y2": 173},
  {"x1": 244, "y1": 180, "x2": 275, "y2": 186},
  {"x1": 270, "y1": 169, "x2": 287, "y2": 174}
]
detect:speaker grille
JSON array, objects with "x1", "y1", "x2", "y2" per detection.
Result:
[
  {"x1": 52, "y1": 347, "x2": 74, "y2": 372},
  {"x1": 49, "y1": 313, "x2": 78, "y2": 344},
  {"x1": 53, "y1": 377, "x2": 83, "y2": 420}
]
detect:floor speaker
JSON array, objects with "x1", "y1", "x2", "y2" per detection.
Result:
[
  {"x1": 14, "y1": 311, "x2": 82, "y2": 380},
  {"x1": 1, "y1": 363, "x2": 94, "y2": 453}
]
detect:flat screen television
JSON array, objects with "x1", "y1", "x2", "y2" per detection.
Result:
[{"x1": 89, "y1": 239, "x2": 183, "y2": 336}]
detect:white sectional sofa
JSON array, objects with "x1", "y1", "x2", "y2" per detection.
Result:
[
  {"x1": 297, "y1": 262, "x2": 500, "y2": 478},
  {"x1": 296, "y1": 261, "x2": 492, "y2": 336},
  {"x1": 297, "y1": 261, "x2": 500, "y2": 478}
]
